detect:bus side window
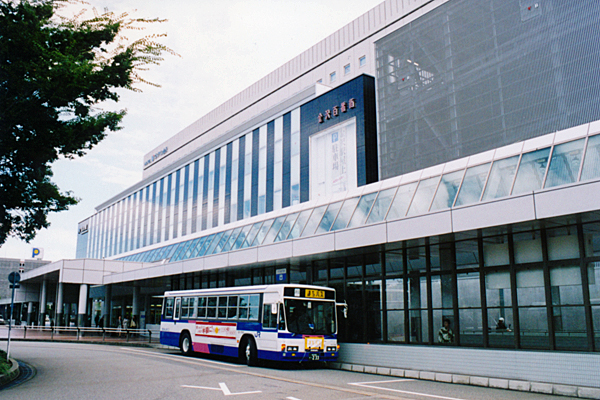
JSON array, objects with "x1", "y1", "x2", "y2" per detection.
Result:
[
  {"x1": 197, "y1": 297, "x2": 207, "y2": 319},
  {"x1": 249, "y1": 294, "x2": 260, "y2": 321},
  {"x1": 262, "y1": 304, "x2": 276, "y2": 329},
  {"x1": 278, "y1": 304, "x2": 286, "y2": 331},
  {"x1": 164, "y1": 297, "x2": 174, "y2": 319},
  {"x1": 207, "y1": 297, "x2": 217, "y2": 318},
  {"x1": 174, "y1": 298, "x2": 181, "y2": 320}
]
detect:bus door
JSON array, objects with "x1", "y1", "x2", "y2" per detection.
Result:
[
  {"x1": 174, "y1": 297, "x2": 181, "y2": 323},
  {"x1": 260, "y1": 294, "x2": 279, "y2": 351}
]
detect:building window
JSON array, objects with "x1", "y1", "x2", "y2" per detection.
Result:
[
  {"x1": 359, "y1": 56, "x2": 366, "y2": 67},
  {"x1": 330, "y1": 71, "x2": 336, "y2": 83},
  {"x1": 344, "y1": 64, "x2": 351, "y2": 75}
]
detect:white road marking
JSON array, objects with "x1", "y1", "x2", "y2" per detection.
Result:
[
  {"x1": 182, "y1": 382, "x2": 262, "y2": 396},
  {"x1": 182, "y1": 385, "x2": 222, "y2": 391},
  {"x1": 349, "y1": 379, "x2": 470, "y2": 400},
  {"x1": 286, "y1": 397, "x2": 303, "y2": 400}
]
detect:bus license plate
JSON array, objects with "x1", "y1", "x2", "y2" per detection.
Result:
[{"x1": 309, "y1": 354, "x2": 320, "y2": 361}]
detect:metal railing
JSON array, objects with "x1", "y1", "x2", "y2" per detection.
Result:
[{"x1": 14, "y1": 326, "x2": 156, "y2": 344}]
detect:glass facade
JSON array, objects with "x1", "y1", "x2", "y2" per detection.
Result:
[
  {"x1": 153, "y1": 212, "x2": 600, "y2": 352},
  {"x1": 115, "y1": 132, "x2": 600, "y2": 266},
  {"x1": 84, "y1": 110, "x2": 301, "y2": 259},
  {"x1": 376, "y1": 0, "x2": 600, "y2": 180}
]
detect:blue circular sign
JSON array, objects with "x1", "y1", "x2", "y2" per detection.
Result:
[{"x1": 8, "y1": 271, "x2": 21, "y2": 284}]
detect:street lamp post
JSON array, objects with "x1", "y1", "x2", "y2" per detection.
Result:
[{"x1": 7, "y1": 271, "x2": 21, "y2": 361}]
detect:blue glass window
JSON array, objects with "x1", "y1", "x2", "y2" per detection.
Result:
[
  {"x1": 545, "y1": 139, "x2": 586, "y2": 188},
  {"x1": 190, "y1": 237, "x2": 207, "y2": 258},
  {"x1": 262, "y1": 216, "x2": 286, "y2": 244},
  {"x1": 386, "y1": 182, "x2": 418, "y2": 220},
  {"x1": 581, "y1": 134, "x2": 600, "y2": 181},
  {"x1": 407, "y1": 176, "x2": 440, "y2": 216},
  {"x1": 512, "y1": 148, "x2": 551, "y2": 195},
  {"x1": 242, "y1": 222, "x2": 264, "y2": 248},
  {"x1": 430, "y1": 170, "x2": 464, "y2": 211},
  {"x1": 210, "y1": 231, "x2": 233, "y2": 255},
  {"x1": 366, "y1": 188, "x2": 397, "y2": 224},
  {"x1": 197, "y1": 234, "x2": 216, "y2": 257},
  {"x1": 222, "y1": 227, "x2": 242, "y2": 253},
  {"x1": 287, "y1": 209, "x2": 312, "y2": 240},
  {"x1": 330, "y1": 197, "x2": 360, "y2": 231},
  {"x1": 482, "y1": 156, "x2": 519, "y2": 201},
  {"x1": 252, "y1": 219, "x2": 274, "y2": 246},
  {"x1": 348, "y1": 192, "x2": 378, "y2": 227},
  {"x1": 454, "y1": 163, "x2": 490, "y2": 207},
  {"x1": 232, "y1": 225, "x2": 253, "y2": 250},
  {"x1": 274, "y1": 212, "x2": 299, "y2": 242},
  {"x1": 301, "y1": 205, "x2": 328, "y2": 237},
  {"x1": 205, "y1": 232, "x2": 225, "y2": 255},
  {"x1": 316, "y1": 201, "x2": 343, "y2": 234}
]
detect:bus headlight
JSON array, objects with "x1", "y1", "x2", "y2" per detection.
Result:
[
  {"x1": 326, "y1": 346, "x2": 337, "y2": 352},
  {"x1": 287, "y1": 346, "x2": 299, "y2": 352}
]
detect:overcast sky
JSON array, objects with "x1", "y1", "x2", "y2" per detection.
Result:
[{"x1": 0, "y1": 0, "x2": 384, "y2": 261}]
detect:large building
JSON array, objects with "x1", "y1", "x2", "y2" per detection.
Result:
[{"x1": 15, "y1": 0, "x2": 600, "y2": 394}]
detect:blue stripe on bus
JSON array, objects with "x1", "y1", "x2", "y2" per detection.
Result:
[{"x1": 160, "y1": 331, "x2": 180, "y2": 347}]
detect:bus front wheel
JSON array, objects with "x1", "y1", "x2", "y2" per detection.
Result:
[
  {"x1": 241, "y1": 337, "x2": 258, "y2": 366},
  {"x1": 180, "y1": 332, "x2": 193, "y2": 356}
]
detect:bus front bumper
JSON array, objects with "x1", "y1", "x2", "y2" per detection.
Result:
[{"x1": 280, "y1": 351, "x2": 338, "y2": 362}]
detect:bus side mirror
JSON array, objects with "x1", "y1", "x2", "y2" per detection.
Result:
[{"x1": 336, "y1": 302, "x2": 348, "y2": 319}]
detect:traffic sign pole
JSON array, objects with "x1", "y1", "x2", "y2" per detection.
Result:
[{"x1": 7, "y1": 271, "x2": 21, "y2": 361}]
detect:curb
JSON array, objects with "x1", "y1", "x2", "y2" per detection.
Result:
[
  {"x1": 0, "y1": 358, "x2": 20, "y2": 387},
  {"x1": 329, "y1": 363, "x2": 600, "y2": 400}
]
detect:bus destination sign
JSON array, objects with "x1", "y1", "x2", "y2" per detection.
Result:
[{"x1": 305, "y1": 289, "x2": 325, "y2": 299}]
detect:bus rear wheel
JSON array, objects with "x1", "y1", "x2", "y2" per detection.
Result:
[
  {"x1": 241, "y1": 337, "x2": 258, "y2": 366},
  {"x1": 180, "y1": 332, "x2": 193, "y2": 356}
]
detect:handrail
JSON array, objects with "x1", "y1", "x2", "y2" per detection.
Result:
[{"x1": 15, "y1": 325, "x2": 156, "y2": 344}]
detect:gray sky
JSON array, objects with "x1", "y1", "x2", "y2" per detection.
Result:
[{"x1": 0, "y1": 0, "x2": 384, "y2": 261}]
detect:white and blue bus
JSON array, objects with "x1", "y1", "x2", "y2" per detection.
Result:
[{"x1": 159, "y1": 284, "x2": 342, "y2": 365}]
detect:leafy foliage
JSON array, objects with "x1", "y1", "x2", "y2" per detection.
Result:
[{"x1": 0, "y1": 0, "x2": 176, "y2": 245}]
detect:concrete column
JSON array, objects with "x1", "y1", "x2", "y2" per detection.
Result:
[
  {"x1": 132, "y1": 286, "x2": 140, "y2": 328},
  {"x1": 77, "y1": 284, "x2": 88, "y2": 327},
  {"x1": 26, "y1": 302, "x2": 34, "y2": 325},
  {"x1": 102, "y1": 285, "x2": 112, "y2": 328},
  {"x1": 56, "y1": 282, "x2": 64, "y2": 326},
  {"x1": 38, "y1": 279, "x2": 47, "y2": 326}
]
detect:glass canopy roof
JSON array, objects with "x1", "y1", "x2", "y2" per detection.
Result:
[{"x1": 117, "y1": 132, "x2": 600, "y2": 264}]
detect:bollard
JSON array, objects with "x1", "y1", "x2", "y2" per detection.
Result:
[
  {"x1": 24, "y1": 325, "x2": 27, "y2": 339},
  {"x1": 148, "y1": 330, "x2": 152, "y2": 344},
  {"x1": 102, "y1": 328, "x2": 106, "y2": 342},
  {"x1": 126, "y1": 329, "x2": 129, "y2": 342},
  {"x1": 51, "y1": 325, "x2": 54, "y2": 340},
  {"x1": 77, "y1": 327, "x2": 80, "y2": 341}
]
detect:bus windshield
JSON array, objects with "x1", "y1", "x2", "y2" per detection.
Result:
[{"x1": 284, "y1": 299, "x2": 336, "y2": 335}]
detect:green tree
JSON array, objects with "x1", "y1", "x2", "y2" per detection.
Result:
[{"x1": 0, "y1": 0, "x2": 176, "y2": 245}]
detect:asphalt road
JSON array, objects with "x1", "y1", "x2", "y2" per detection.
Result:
[{"x1": 1, "y1": 341, "x2": 566, "y2": 400}]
